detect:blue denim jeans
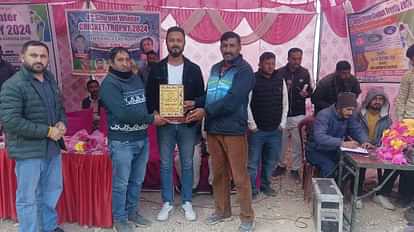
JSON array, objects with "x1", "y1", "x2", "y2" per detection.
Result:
[
  {"x1": 109, "y1": 138, "x2": 149, "y2": 222},
  {"x1": 157, "y1": 124, "x2": 197, "y2": 203},
  {"x1": 307, "y1": 148, "x2": 340, "y2": 178},
  {"x1": 15, "y1": 154, "x2": 62, "y2": 232},
  {"x1": 247, "y1": 129, "x2": 282, "y2": 193}
]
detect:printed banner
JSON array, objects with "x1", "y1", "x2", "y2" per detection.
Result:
[
  {"x1": 348, "y1": 0, "x2": 414, "y2": 83},
  {"x1": 0, "y1": 4, "x2": 57, "y2": 77},
  {"x1": 66, "y1": 10, "x2": 160, "y2": 76}
]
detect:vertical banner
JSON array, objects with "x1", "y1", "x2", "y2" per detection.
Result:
[
  {"x1": 0, "y1": 4, "x2": 58, "y2": 77},
  {"x1": 348, "y1": 0, "x2": 414, "y2": 83},
  {"x1": 66, "y1": 10, "x2": 160, "y2": 76}
]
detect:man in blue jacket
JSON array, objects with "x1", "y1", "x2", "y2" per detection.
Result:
[
  {"x1": 100, "y1": 47, "x2": 166, "y2": 232},
  {"x1": 0, "y1": 41, "x2": 66, "y2": 232},
  {"x1": 307, "y1": 92, "x2": 372, "y2": 178},
  {"x1": 187, "y1": 31, "x2": 255, "y2": 232}
]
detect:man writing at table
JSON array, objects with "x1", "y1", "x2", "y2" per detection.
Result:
[
  {"x1": 0, "y1": 40, "x2": 67, "y2": 232},
  {"x1": 307, "y1": 92, "x2": 374, "y2": 178}
]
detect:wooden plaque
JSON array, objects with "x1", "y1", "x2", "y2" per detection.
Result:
[{"x1": 159, "y1": 84, "x2": 184, "y2": 118}]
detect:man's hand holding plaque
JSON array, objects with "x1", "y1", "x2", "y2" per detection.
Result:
[{"x1": 159, "y1": 84, "x2": 185, "y2": 123}]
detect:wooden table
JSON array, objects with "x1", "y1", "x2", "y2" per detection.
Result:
[{"x1": 337, "y1": 151, "x2": 414, "y2": 232}]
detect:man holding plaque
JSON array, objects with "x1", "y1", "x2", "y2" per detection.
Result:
[
  {"x1": 100, "y1": 47, "x2": 166, "y2": 231},
  {"x1": 146, "y1": 26, "x2": 205, "y2": 222},
  {"x1": 186, "y1": 32, "x2": 256, "y2": 232}
]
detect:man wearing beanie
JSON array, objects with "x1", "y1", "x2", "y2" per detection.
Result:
[
  {"x1": 312, "y1": 60, "x2": 361, "y2": 114},
  {"x1": 306, "y1": 92, "x2": 373, "y2": 177}
]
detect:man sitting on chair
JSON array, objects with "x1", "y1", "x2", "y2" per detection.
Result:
[
  {"x1": 355, "y1": 88, "x2": 398, "y2": 210},
  {"x1": 307, "y1": 92, "x2": 373, "y2": 177}
]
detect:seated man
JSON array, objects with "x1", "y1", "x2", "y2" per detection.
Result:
[
  {"x1": 307, "y1": 92, "x2": 372, "y2": 177},
  {"x1": 81, "y1": 79, "x2": 102, "y2": 130},
  {"x1": 357, "y1": 88, "x2": 397, "y2": 210}
]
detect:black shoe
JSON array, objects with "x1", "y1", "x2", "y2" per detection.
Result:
[
  {"x1": 405, "y1": 207, "x2": 414, "y2": 222},
  {"x1": 128, "y1": 213, "x2": 152, "y2": 227},
  {"x1": 54, "y1": 227, "x2": 64, "y2": 232},
  {"x1": 290, "y1": 170, "x2": 300, "y2": 180},
  {"x1": 272, "y1": 166, "x2": 287, "y2": 177},
  {"x1": 252, "y1": 190, "x2": 259, "y2": 200},
  {"x1": 397, "y1": 197, "x2": 414, "y2": 209},
  {"x1": 260, "y1": 185, "x2": 277, "y2": 197}
]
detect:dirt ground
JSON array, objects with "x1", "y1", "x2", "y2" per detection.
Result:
[{"x1": 0, "y1": 170, "x2": 410, "y2": 232}]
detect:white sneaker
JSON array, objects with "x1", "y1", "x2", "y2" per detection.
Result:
[
  {"x1": 373, "y1": 195, "x2": 395, "y2": 210},
  {"x1": 182, "y1": 201, "x2": 196, "y2": 221},
  {"x1": 157, "y1": 202, "x2": 174, "y2": 221},
  {"x1": 355, "y1": 199, "x2": 363, "y2": 209}
]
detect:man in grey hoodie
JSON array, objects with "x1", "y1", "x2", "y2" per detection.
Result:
[{"x1": 356, "y1": 88, "x2": 397, "y2": 210}]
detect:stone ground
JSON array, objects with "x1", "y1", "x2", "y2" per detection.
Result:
[{"x1": 0, "y1": 170, "x2": 410, "y2": 232}]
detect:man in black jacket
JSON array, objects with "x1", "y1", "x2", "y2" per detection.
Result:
[
  {"x1": 312, "y1": 60, "x2": 361, "y2": 114},
  {"x1": 146, "y1": 26, "x2": 205, "y2": 222},
  {"x1": 0, "y1": 41, "x2": 66, "y2": 232},
  {"x1": 273, "y1": 48, "x2": 313, "y2": 178},
  {"x1": 247, "y1": 52, "x2": 288, "y2": 198}
]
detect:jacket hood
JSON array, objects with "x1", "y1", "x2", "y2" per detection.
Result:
[{"x1": 360, "y1": 88, "x2": 390, "y2": 118}]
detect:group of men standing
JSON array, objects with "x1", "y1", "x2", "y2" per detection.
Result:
[{"x1": 0, "y1": 25, "x2": 414, "y2": 232}]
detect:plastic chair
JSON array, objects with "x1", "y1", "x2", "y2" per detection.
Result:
[{"x1": 298, "y1": 116, "x2": 318, "y2": 201}]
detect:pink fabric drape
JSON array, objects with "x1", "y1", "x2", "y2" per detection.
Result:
[
  {"x1": 320, "y1": 0, "x2": 379, "y2": 38},
  {"x1": 105, "y1": 0, "x2": 316, "y2": 12},
  {"x1": 323, "y1": 4, "x2": 347, "y2": 37},
  {"x1": 49, "y1": 0, "x2": 315, "y2": 44},
  {"x1": 262, "y1": 14, "x2": 314, "y2": 44}
]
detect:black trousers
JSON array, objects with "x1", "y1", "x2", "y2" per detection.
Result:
[{"x1": 399, "y1": 171, "x2": 414, "y2": 200}]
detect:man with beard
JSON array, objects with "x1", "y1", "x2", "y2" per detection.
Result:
[
  {"x1": 356, "y1": 88, "x2": 396, "y2": 210},
  {"x1": 100, "y1": 47, "x2": 166, "y2": 231},
  {"x1": 306, "y1": 92, "x2": 373, "y2": 178},
  {"x1": 0, "y1": 40, "x2": 67, "y2": 232},
  {"x1": 146, "y1": 26, "x2": 205, "y2": 222},
  {"x1": 272, "y1": 48, "x2": 312, "y2": 179},
  {"x1": 186, "y1": 31, "x2": 255, "y2": 232}
]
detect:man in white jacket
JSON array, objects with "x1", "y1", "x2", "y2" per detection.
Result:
[{"x1": 247, "y1": 52, "x2": 288, "y2": 198}]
